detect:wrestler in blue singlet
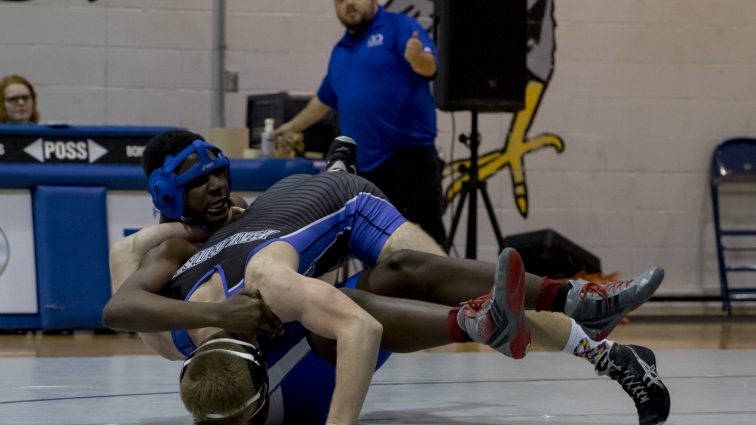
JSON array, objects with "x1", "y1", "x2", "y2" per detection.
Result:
[{"x1": 162, "y1": 171, "x2": 402, "y2": 424}]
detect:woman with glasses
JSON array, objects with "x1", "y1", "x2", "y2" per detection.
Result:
[{"x1": 0, "y1": 74, "x2": 39, "y2": 124}]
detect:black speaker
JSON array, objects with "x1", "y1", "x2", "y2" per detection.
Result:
[{"x1": 433, "y1": 0, "x2": 527, "y2": 112}]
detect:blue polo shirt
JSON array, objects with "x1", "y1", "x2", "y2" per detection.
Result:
[{"x1": 317, "y1": 6, "x2": 438, "y2": 172}]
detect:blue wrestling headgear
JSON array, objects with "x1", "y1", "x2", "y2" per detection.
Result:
[
  {"x1": 181, "y1": 338, "x2": 269, "y2": 422},
  {"x1": 148, "y1": 140, "x2": 231, "y2": 220}
]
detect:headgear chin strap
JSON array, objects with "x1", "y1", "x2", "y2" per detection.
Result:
[
  {"x1": 148, "y1": 140, "x2": 231, "y2": 220},
  {"x1": 180, "y1": 338, "x2": 269, "y2": 421}
]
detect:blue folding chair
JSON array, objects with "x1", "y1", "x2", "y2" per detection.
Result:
[{"x1": 710, "y1": 138, "x2": 756, "y2": 314}]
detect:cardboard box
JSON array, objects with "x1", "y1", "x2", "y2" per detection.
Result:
[
  {"x1": 206, "y1": 128, "x2": 249, "y2": 159},
  {"x1": 502, "y1": 228, "x2": 601, "y2": 278}
]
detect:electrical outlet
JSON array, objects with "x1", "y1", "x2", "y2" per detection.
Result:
[{"x1": 224, "y1": 70, "x2": 239, "y2": 93}]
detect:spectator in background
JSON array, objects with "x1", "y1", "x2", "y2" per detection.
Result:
[
  {"x1": 275, "y1": 0, "x2": 446, "y2": 247},
  {"x1": 0, "y1": 74, "x2": 39, "y2": 125}
]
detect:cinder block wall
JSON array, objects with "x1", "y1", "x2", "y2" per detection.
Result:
[{"x1": 1, "y1": 0, "x2": 754, "y2": 298}]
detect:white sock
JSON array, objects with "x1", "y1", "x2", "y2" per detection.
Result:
[{"x1": 562, "y1": 319, "x2": 614, "y2": 365}]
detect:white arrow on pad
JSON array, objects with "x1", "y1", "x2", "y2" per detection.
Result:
[
  {"x1": 87, "y1": 139, "x2": 108, "y2": 163},
  {"x1": 23, "y1": 138, "x2": 45, "y2": 163}
]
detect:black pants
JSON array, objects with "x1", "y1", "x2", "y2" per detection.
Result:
[{"x1": 359, "y1": 146, "x2": 447, "y2": 247}]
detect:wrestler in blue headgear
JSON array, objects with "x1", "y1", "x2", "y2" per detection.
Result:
[{"x1": 143, "y1": 130, "x2": 232, "y2": 223}]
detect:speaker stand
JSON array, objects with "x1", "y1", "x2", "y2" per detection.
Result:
[{"x1": 445, "y1": 111, "x2": 505, "y2": 259}]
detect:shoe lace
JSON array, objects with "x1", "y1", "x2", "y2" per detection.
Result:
[
  {"x1": 603, "y1": 349, "x2": 663, "y2": 406},
  {"x1": 618, "y1": 369, "x2": 651, "y2": 404},
  {"x1": 579, "y1": 280, "x2": 631, "y2": 299},
  {"x1": 463, "y1": 293, "x2": 491, "y2": 312}
]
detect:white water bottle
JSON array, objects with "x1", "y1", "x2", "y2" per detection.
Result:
[{"x1": 261, "y1": 118, "x2": 275, "y2": 158}]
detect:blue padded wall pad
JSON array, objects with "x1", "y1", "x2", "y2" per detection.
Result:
[{"x1": 34, "y1": 185, "x2": 111, "y2": 329}]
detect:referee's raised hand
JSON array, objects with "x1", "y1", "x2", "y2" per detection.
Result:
[{"x1": 404, "y1": 31, "x2": 423, "y2": 63}]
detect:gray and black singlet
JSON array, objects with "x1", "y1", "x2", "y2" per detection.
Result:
[
  {"x1": 161, "y1": 171, "x2": 406, "y2": 355},
  {"x1": 161, "y1": 172, "x2": 403, "y2": 424}
]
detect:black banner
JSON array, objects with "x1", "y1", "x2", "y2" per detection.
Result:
[{"x1": 0, "y1": 131, "x2": 166, "y2": 164}]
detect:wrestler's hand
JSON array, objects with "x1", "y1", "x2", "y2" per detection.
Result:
[
  {"x1": 225, "y1": 205, "x2": 246, "y2": 225},
  {"x1": 219, "y1": 288, "x2": 283, "y2": 337}
]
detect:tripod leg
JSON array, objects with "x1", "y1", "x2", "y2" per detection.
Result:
[
  {"x1": 479, "y1": 182, "x2": 505, "y2": 251},
  {"x1": 445, "y1": 188, "x2": 469, "y2": 252}
]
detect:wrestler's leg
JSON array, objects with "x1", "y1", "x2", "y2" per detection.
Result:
[
  {"x1": 330, "y1": 286, "x2": 613, "y2": 369},
  {"x1": 359, "y1": 281, "x2": 573, "y2": 353},
  {"x1": 311, "y1": 275, "x2": 670, "y2": 425},
  {"x1": 376, "y1": 222, "x2": 445, "y2": 260},
  {"x1": 311, "y1": 253, "x2": 532, "y2": 359},
  {"x1": 365, "y1": 244, "x2": 664, "y2": 341},
  {"x1": 368, "y1": 218, "x2": 661, "y2": 352},
  {"x1": 308, "y1": 289, "x2": 583, "y2": 360},
  {"x1": 367, "y1": 225, "x2": 670, "y2": 423},
  {"x1": 359, "y1": 248, "x2": 542, "y2": 307},
  {"x1": 366, "y1": 224, "x2": 541, "y2": 307},
  {"x1": 312, "y1": 285, "x2": 612, "y2": 364},
  {"x1": 361, "y1": 249, "x2": 646, "y2": 354},
  {"x1": 367, "y1": 239, "x2": 602, "y2": 354},
  {"x1": 526, "y1": 311, "x2": 570, "y2": 351}
]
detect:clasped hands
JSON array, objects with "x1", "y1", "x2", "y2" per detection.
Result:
[{"x1": 218, "y1": 288, "x2": 284, "y2": 338}]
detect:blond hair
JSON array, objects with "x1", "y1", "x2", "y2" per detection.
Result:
[{"x1": 180, "y1": 343, "x2": 259, "y2": 424}]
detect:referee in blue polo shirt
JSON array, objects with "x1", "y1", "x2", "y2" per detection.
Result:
[{"x1": 276, "y1": 0, "x2": 446, "y2": 246}]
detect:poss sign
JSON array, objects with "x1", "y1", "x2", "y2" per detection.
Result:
[
  {"x1": 24, "y1": 138, "x2": 108, "y2": 163},
  {"x1": 0, "y1": 126, "x2": 180, "y2": 164}
]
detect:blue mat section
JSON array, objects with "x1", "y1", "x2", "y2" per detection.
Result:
[{"x1": 33, "y1": 186, "x2": 111, "y2": 329}]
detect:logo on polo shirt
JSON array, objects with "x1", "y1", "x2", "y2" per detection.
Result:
[{"x1": 367, "y1": 33, "x2": 384, "y2": 48}]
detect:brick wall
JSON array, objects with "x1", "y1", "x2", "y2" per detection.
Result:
[{"x1": 1, "y1": 0, "x2": 754, "y2": 296}]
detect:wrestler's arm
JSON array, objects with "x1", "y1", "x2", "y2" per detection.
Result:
[
  {"x1": 105, "y1": 238, "x2": 221, "y2": 331},
  {"x1": 104, "y1": 238, "x2": 280, "y2": 335},
  {"x1": 248, "y1": 242, "x2": 382, "y2": 425},
  {"x1": 110, "y1": 205, "x2": 246, "y2": 293},
  {"x1": 109, "y1": 221, "x2": 211, "y2": 294}
]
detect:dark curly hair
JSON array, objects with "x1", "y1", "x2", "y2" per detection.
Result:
[{"x1": 142, "y1": 130, "x2": 206, "y2": 177}]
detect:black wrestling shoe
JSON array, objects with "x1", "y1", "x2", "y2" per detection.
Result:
[
  {"x1": 326, "y1": 136, "x2": 357, "y2": 174},
  {"x1": 596, "y1": 344, "x2": 670, "y2": 425}
]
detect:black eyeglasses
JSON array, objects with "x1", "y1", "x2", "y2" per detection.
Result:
[{"x1": 4, "y1": 95, "x2": 32, "y2": 104}]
